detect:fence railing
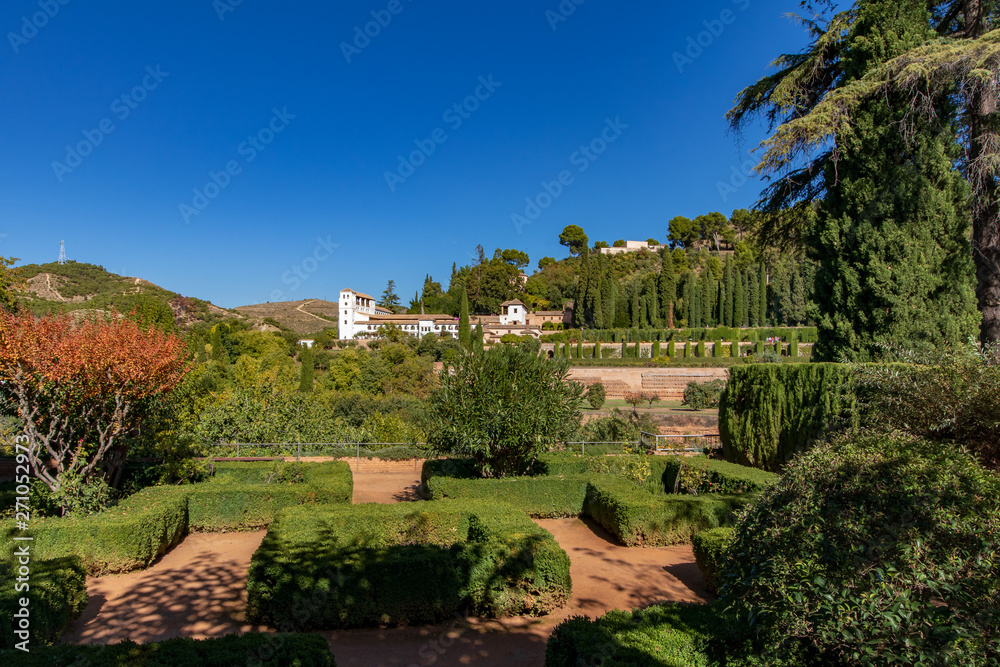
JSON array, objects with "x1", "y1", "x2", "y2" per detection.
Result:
[{"x1": 639, "y1": 432, "x2": 722, "y2": 453}]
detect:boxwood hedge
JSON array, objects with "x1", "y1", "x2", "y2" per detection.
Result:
[
  {"x1": 0, "y1": 633, "x2": 335, "y2": 666},
  {"x1": 545, "y1": 602, "x2": 725, "y2": 667},
  {"x1": 584, "y1": 477, "x2": 754, "y2": 547},
  {"x1": 0, "y1": 556, "x2": 87, "y2": 649},
  {"x1": 246, "y1": 501, "x2": 572, "y2": 629},
  {"x1": 424, "y1": 475, "x2": 590, "y2": 517},
  {"x1": 2, "y1": 462, "x2": 352, "y2": 574},
  {"x1": 690, "y1": 527, "x2": 734, "y2": 595},
  {"x1": 661, "y1": 456, "x2": 779, "y2": 494}
]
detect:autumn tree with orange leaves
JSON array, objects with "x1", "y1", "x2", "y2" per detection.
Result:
[{"x1": 0, "y1": 312, "x2": 190, "y2": 495}]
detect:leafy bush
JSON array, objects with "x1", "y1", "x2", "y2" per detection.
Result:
[
  {"x1": 427, "y1": 346, "x2": 583, "y2": 477},
  {"x1": 0, "y1": 633, "x2": 336, "y2": 666},
  {"x1": 852, "y1": 343, "x2": 1000, "y2": 470},
  {"x1": 721, "y1": 436, "x2": 1000, "y2": 666},
  {"x1": 546, "y1": 602, "x2": 723, "y2": 666},
  {"x1": 682, "y1": 379, "x2": 725, "y2": 411},
  {"x1": 584, "y1": 381, "x2": 606, "y2": 409},
  {"x1": 246, "y1": 501, "x2": 572, "y2": 628},
  {"x1": 0, "y1": 557, "x2": 87, "y2": 648},
  {"x1": 662, "y1": 456, "x2": 779, "y2": 494},
  {"x1": 584, "y1": 477, "x2": 752, "y2": 547},
  {"x1": 691, "y1": 527, "x2": 733, "y2": 595},
  {"x1": 719, "y1": 363, "x2": 855, "y2": 471}
]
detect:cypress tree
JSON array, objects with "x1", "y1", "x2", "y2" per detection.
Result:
[
  {"x1": 459, "y1": 290, "x2": 471, "y2": 349},
  {"x1": 631, "y1": 290, "x2": 640, "y2": 329},
  {"x1": 810, "y1": 0, "x2": 979, "y2": 360},
  {"x1": 735, "y1": 271, "x2": 747, "y2": 328},
  {"x1": 748, "y1": 266, "x2": 760, "y2": 327},
  {"x1": 659, "y1": 249, "x2": 677, "y2": 322},
  {"x1": 668, "y1": 340, "x2": 676, "y2": 358},
  {"x1": 472, "y1": 322, "x2": 484, "y2": 351},
  {"x1": 758, "y1": 263, "x2": 768, "y2": 326},
  {"x1": 298, "y1": 345, "x2": 314, "y2": 393},
  {"x1": 601, "y1": 268, "x2": 615, "y2": 330},
  {"x1": 653, "y1": 340, "x2": 660, "y2": 358},
  {"x1": 594, "y1": 340, "x2": 601, "y2": 359},
  {"x1": 723, "y1": 256, "x2": 735, "y2": 327}
]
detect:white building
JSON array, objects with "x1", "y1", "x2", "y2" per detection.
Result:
[
  {"x1": 338, "y1": 289, "x2": 537, "y2": 341},
  {"x1": 599, "y1": 240, "x2": 665, "y2": 255}
]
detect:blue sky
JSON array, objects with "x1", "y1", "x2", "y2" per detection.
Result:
[{"x1": 2, "y1": 0, "x2": 816, "y2": 308}]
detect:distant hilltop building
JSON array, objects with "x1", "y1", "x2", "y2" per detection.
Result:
[
  {"x1": 600, "y1": 240, "x2": 665, "y2": 255},
  {"x1": 338, "y1": 288, "x2": 571, "y2": 343}
]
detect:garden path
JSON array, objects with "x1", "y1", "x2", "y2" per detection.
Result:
[{"x1": 65, "y1": 462, "x2": 709, "y2": 666}]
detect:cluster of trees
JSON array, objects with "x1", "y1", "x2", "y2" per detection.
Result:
[{"x1": 408, "y1": 246, "x2": 530, "y2": 316}]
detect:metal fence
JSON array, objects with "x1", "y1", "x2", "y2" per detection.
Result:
[{"x1": 639, "y1": 432, "x2": 722, "y2": 453}]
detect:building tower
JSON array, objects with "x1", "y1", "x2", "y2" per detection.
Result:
[{"x1": 58, "y1": 240, "x2": 67, "y2": 265}]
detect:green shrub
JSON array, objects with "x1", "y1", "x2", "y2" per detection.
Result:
[
  {"x1": 721, "y1": 436, "x2": 1000, "y2": 666},
  {"x1": 661, "y1": 456, "x2": 779, "y2": 494},
  {"x1": 583, "y1": 477, "x2": 752, "y2": 547},
  {"x1": 246, "y1": 502, "x2": 571, "y2": 629},
  {"x1": 4, "y1": 486, "x2": 189, "y2": 574},
  {"x1": 718, "y1": 363, "x2": 855, "y2": 471},
  {"x1": 682, "y1": 379, "x2": 725, "y2": 411},
  {"x1": 545, "y1": 602, "x2": 723, "y2": 666},
  {"x1": 425, "y1": 475, "x2": 589, "y2": 517},
  {"x1": 0, "y1": 557, "x2": 87, "y2": 649},
  {"x1": 691, "y1": 527, "x2": 733, "y2": 595},
  {"x1": 585, "y1": 382, "x2": 606, "y2": 410},
  {"x1": 0, "y1": 633, "x2": 335, "y2": 666}
]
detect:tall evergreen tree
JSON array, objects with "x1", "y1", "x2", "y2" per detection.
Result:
[
  {"x1": 459, "y1": 290, "x2": 471, "y2": 349},
  {"x1": 379, "y1": 280, "x2": 400, "y2": 309},
  {"x1": 602, "y1": 265, "x2": 615, "y2": 330},
  {"x1": 810, "y1": 1, "x2": 979, "y2": 360},
  {"x1": 630, "y1": 290, "x2": 640, "y2": 329},
  {"x1": 748, "y1": 267, "x2": 760, "y2": 327},
  {"x1": 758, "y1": 263, "x2": 768, "y2": 326},
  {"x1": 658, "y1": 249, "x2": 677, "y2": 323},
  {"x1": 298, "y1": 345, "x2": 314, "y2": 393},
  {"x1": 723, "y1": 256, "x2": 735, "y2": 327},
  {"x1": 735, "y1": 271, "x2": 747, "y2": 328},
  {"x1": 684, "y1": 278, "x2": 694, "y2": 328}
]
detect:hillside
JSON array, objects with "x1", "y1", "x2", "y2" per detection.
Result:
[
  {"x1": 18, "y1": 262, "x2": 234, "y2": 329},
  {"x1": 233, "y1": 299, "x2": 340, "y2": 335}
]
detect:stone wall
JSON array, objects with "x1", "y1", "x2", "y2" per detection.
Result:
[{"x1": 567, "y1": 366, "x2": 728, "y2": 401}]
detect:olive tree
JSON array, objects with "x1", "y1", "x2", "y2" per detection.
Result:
[{"x1": 426, "y1": 345, "x2": 583, "y2": 477}]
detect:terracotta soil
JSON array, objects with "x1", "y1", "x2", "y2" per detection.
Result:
[{"x1": 66, "y1": 463, "x2": 710, "y2": 666}]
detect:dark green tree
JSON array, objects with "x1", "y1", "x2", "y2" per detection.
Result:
[
  {"x1": 379, "y1": 280, "x2": 400, "y2": 309},
  {"x1": 723, "y1": 256, "x2": 735, "y2": 327},
  {"x1": 559, "y1": 225, "x2": 589, "y2": 256},
  {"x1": 758, "y1": 263, "x2": 768, "y2": 327},
  {"x1": 658, "y1": 249, "x2": 677, "y2": 327},
  {"x1": 298, "y1": 345, "x2": 314, "y2": 393},
  {"x1": 458, "y1": 290, "x2": 471, "y2": 349}
]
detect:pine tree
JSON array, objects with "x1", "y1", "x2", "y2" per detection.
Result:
[
  {"x1": 459, "y1": 290, "x2": 471, "y2": 349},
  {"x1": 298, "y1": 345, "x2": 314, "y2": 393},
  {"x1": 811, "y1": 0, "x2": 980, "y2": 360},
  {"x1": 379, "y1": 280, "x2": 400, "y2": 309}
]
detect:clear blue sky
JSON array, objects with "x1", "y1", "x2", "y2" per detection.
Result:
[{"x1": 2, "y1": 0, "x2": 815, "y2": 308}]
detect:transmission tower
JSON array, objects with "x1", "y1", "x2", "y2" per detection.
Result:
[{"x1": 58, "y1": 240, "x2": 67, "y2": 265}]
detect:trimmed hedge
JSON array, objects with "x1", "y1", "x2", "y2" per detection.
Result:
[
  {"x1": 691, "y1": 527, "x2": 734, "y2": 595},
  {"x1": 0, "y1": 556, "x2": 87, "y2": 649},
  {"x1": 719, "y1": 363, "x2": 856, "y2": 471},
  {"x1": 662, "y1": 456, "x2": 779, "y2": 494},
  {"x1": 425, "y1": 475, "x2": 590, "y2": 517},
  {"x1": 0, "y1": 633, "x2": 335, "y2": 666},
  {"x1": 2, "y1": 462, "x2": 353, "y2": 574},
  {"x1": 583, "y1": 477, "x2": 754, "y2": 547},
  {"x1": 5, "y1": 486, "x2": 190, "y2": 574},
  {"x1": 247, "y1": 501, "x2": 571, "y2": 629},
  {"x1": 546, "y1": 602, "x2": 724, "y2": 667}
]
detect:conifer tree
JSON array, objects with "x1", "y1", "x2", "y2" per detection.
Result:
[
  {"x1": 658, "y1": 249, "x2": 677, "y2": 322},
  {"x1": 631, "y1": 290, "x2": 640, "y2": 329},
  {"x1": 723, "y1": 257, "x2": 734, "y2": 327},
  {"x1": 748, "y1": 266, "x2": 760, "y2": 327},
  {"x1": 758, "y1": 263, "x2": 768, "y2": 326},
  {"x1": 809, "y1": 1, "x2": 980, "y2": 359},
  {"x1": 735, "y1": 271, "x2": 747, "y2": 328},
  {"x1": 298, "y1": 345, "x2": 314, "y2": 393},
  {"x1": 459, "y1": 290, "x2": 471, "y2": 349}
]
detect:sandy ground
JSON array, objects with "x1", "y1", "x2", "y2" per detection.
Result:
[{"x1": 65, "y1": 464, "x2": 709, "y2": 666}]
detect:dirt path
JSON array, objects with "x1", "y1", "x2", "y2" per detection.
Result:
[
  {"x1": 66, "y1": 532, "x2": 269, "y2": 645},
  {"x1": 296, "y1": 299, "x2": 333, "y2": 324},
  {"x1": 66, "y1": 464, "x2": 709, "y2": 666}
]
